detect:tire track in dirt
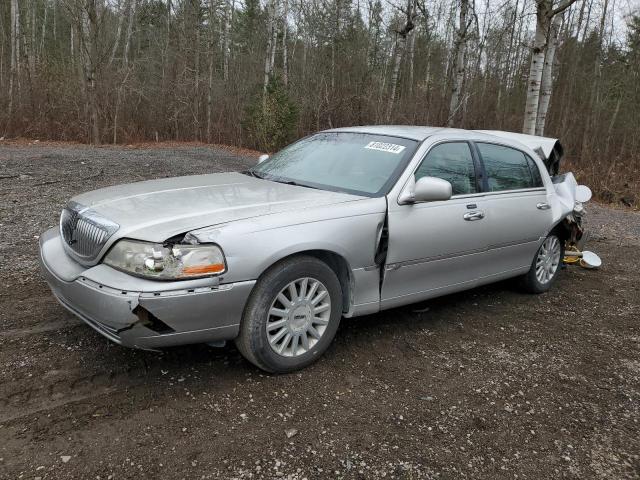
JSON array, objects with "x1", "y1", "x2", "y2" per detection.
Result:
[
  {"x1": 0, "y1": 318, "x2": 83, "y2": 339},
  {"x1": 0, "y1": 364, "x2": 153, "y2": 424}
]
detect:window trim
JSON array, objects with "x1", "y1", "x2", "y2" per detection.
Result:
[
  {"x1": 409, "y1": 140, "x2": 482, "y2": 199},
  {"x1": 524, "y1": 153, "x2": 544, "y2": 188},
  {"x1": 472, "y1": 140, "x2": 546, "y2": 194}
]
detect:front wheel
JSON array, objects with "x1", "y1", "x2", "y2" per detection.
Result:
[
  {"x1": 521, "y1": 233, "x2": 564, "y2": 293},
  {"x1": 235, "y1": 256, "x2": 343, "y2": 373}
]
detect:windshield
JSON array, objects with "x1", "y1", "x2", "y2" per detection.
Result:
[{"x1": 247, "y1": 132, "x2": 419, "y2": 197}]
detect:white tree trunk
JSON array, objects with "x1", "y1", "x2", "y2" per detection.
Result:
[
  {"x1": 407, "y1": 28, "x2": 416, "y2": 95},
  {"x1": 384, "y1": 0, "x2": 415, "y2": 122},
  {"x1": 269, "y1": 0, "x2": 278, "y2": 75},
  {"x1": 28, "y1": 0, "x2": 36, "y2": 78},
  {"x1": 263, "y1": 0, "x2": 275, "y2": 96},
  {"x1": 223, "y1": 0, "x2": 232, "y2": 82},
  {"x1": 8, "y1": 0, "x2": 20, "y2": 118},
  {"x1": 448, "y1": 0, "x2": 469, "y2": 127},
  {"x1": 123, "y1": 0, "x2": 137, "y2": 66},
  {"x1": 523, "y1": 0, "x2": 577, "y2": 134},
  {"x1": 40, "y1": 1, "x2": 48, "y2": 59},
  {"x1": 522, "y1": 9, "x2": 549, "y2": 135},
  {"x1": 282, "y1": 0, "x2": 288, "y2": 86},
  {"x1": 109, "y1": 0, "x2": 126, "y2": 66},
  {"x1": 79, "y1": 3, "x2": 100, "y2": 145},
  {"x1": 385, "y1": 36, "x2": 405, "y2": 122},
  {"x1": 535, "y1": 14, "x2": 562, "y2": 136},
  {"x1": 206, "y1": 0, "x2": 214, "y2": 142}
]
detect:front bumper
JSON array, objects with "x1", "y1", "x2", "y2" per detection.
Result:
[{"x1": 39, "y1": 228, "x2": 255, "y2": 349}]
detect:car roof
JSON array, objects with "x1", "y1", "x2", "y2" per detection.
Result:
[
  {"x1": 324, "y1": 125, "x2": 448, "y2": 141},
  {"x1": 322, "y1": 125, "x2": 557, "y2": 158},
  {"x1": 323, "y1": 125, "x2": 532, "y2": 143}
]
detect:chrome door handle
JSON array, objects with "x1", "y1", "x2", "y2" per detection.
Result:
[
  {"x1": 536, "y1": 202, "x2": 551, "y2": 210},
  {"x1": 463, "y1": 211, "x2": 485, "y2": 221}
]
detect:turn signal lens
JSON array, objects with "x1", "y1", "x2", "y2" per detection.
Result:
[{"x1": 182, "y1": 264, "x2": 226, "y2": 275}]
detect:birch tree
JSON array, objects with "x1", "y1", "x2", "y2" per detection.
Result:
[
  {"x1": 535, "y1": 13, "x2": 562, "y2": 135},
  {"x1": 263, "y1": 0, "x2": 278, "y2": 97},
  {"x1": 123, "y1": 0, "x2": 137, "y2": 66},
  {"x1": 385, "y1": 0, "x2": 416, "y2": 122},
  {"x1": 8, "y1": 0, "x2": 20, "y2": 121},
  {"x1": 522, "y1": 0, "x2": 579, "y2": 135},
  {"x1": 447, "y1": 0, "x2": 472, "y2": 126}
]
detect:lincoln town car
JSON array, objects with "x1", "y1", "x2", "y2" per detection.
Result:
[{"x1": 39, "y1": 126, "x2": 590, "y2": 372}]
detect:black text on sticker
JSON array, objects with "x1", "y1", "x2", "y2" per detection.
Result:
[{"x1": 364, "y1": 141, "x2": 406, "y2": 154}]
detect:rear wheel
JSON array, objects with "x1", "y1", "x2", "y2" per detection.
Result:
[
  {"x1": 521, "y1": 233, "x2": 564, "y2": 293},
  {"x1": 235, "y1": 256, "x2": 342, "y2": 373}
]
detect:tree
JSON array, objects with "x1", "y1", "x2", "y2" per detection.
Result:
[
  {"x1": 447, "y1": 0, "x2": 473, "y2": 126},
  {"x1": 7, "y1": 0, "x2": 20, "y2": 127},
  {"x1": 535, "y1": 13, "x2": 562, "y2": 135},
  {"x1": 385, "y1": 0, "x2": 417, "y2": 122},
  {"x1": 244, "y1": 76, "x2": 297, "y2": 152},
  {"x1": 522, "y1": 0, "x2": 579, "y2": 135}
]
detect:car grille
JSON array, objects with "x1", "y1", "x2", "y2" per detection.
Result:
[{"x1": 60, "y1": 202, "x2": 119, "y2": 261}]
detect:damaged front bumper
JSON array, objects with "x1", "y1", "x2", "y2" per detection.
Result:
[{"x1": 39, "y1": 228, "x2": 255, "y2": 349}]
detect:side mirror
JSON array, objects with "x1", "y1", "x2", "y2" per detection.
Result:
[
  {"x1": 258, "y1": 154, "x2": 269, "y2": 164},
  {"x1": 399, "y1": 176, "x2": 452, "y2": 204}
]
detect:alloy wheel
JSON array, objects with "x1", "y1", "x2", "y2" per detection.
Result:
[
  {"x1": 535, "y1": 236, "x2": 561, "y2": 284},
  {"x1": 265, "y1": 277, "x2": 331, "y2": 357}
]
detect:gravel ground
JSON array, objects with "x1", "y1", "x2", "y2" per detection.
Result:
[{"x1": 0, "y1": 143, "x2": 639, "y2": 479}]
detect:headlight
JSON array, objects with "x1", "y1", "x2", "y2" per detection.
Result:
[{"x1": 104, "y1": 239, "x2": 226, "y2": 280}]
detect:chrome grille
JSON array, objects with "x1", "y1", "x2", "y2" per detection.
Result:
[{"x1": 60, "y1": 202, "x2": 119, "y2": 261}]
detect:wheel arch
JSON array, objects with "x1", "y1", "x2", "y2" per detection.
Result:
[
  {"x1": 255, "y1": 249, "x2": 353, "y2": 314},
  {"x1": 549, "y1": 217, "x2": 572, "y2": 242}
]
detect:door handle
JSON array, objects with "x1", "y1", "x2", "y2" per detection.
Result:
[
  {"x1": 536, "y1": 202, "x2": 551, "y2": 210},
  {"x1": 463, "y1": 211, "x2": 485, "y2": 221}
]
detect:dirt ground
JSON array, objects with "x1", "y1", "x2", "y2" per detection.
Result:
[{"x1": 1, "y1": 143, "x2": 639, "y2": 480}]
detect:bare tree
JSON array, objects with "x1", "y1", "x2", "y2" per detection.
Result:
[
  {"x1": 123, "y1": 0, "x2": 137, "y2": 66},
  {"x1": 282, "y1": 0, "x2": 288, "y2": 86},
  {"x1": 447, "y1": 0, "x2": 473, "y2": 127},
  {"x1": 522, "y1": 0, "x2": 579, "y2": 134},
  {"x1": 66, "y1": 0, "x2": 102, "y2": 144},
  {"x1": 223, "y1": 0, "x2": 233, "y2": 82},
  {"x1": 263, "y1": 0, "x2": 278, "y2": 97},
  {"x1": 7, "y1": 0, "x2": 20, "y2": 124},
  {"x1": 385, "y1": 0, "x2": 416, "y2": 122},
  {"x1": 535, "y1": 13, "x2": 562, "y2": 135}
]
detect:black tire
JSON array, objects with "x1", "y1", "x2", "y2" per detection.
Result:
[
  {"x1": 235, "y1": 255, "x2": 343, "y2": 373},
  {"x1": 521, "y1": 232, "x2": 565, "y2": 294}
]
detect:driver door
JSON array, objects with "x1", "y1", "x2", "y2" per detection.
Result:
[{"x1": 381, "y1": 141, "x2": 492, "y2": 309}]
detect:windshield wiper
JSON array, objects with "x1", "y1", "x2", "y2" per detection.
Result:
[
  {"x1": 242, "y1": 170, "x2": 265, "y2": 179},
  {"x1": 244, "y1": 171, "x2": 319, "y2": 190},
  {"x1": 271, "y1": 179, "x2": 320, "y2": 190}
]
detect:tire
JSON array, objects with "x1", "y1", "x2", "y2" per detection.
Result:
[
  {"x1": 521, "y1": 232, "x2": 565, "y2": 294},
  {"x1": 235, "y1": 255, "x2": 343, "y2": 373}
]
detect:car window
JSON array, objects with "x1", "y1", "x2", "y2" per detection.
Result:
[
  {"x1": 477, "y1": 143, "x2": 536, "y2": 192},
  {"x1": 414, "y1": 142, "x2": 477, "y2": 196},
  {"x1": 526, "y1": 155, "x2": 544, "y2": 187}
]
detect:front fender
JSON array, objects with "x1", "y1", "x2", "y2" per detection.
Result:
[{"x1": 189, "y1": 198, "x2": 387, "y2": 285}]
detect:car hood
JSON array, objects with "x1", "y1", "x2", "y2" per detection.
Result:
[{"x1": 72, "y1": 172, "x2": 366, "y2": 243}]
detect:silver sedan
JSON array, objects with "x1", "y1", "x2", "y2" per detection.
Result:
[{"x1": 39, "y1": 126, "x2": 590, "y2": 372}]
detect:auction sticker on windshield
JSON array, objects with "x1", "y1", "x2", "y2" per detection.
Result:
[{"x1": 364, "y1": 141, "x2": 406, "y2": 154}]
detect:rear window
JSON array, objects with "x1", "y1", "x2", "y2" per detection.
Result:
[{"x1": 477, "y1": 143, "x2": 538, "y2": 192}]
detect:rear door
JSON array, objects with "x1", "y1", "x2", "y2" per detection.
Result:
[
  {"x1": 381, "y1": 141, "x2": 492, "y2": 309},
  {"x1": 473, "y1": 142, "x2": 553, "y2": 278}
]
